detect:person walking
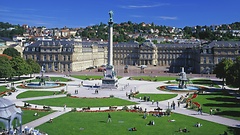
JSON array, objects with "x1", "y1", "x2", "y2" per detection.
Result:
[
  {"x1": 64, "y1": 104, "x2": 66, "y2": 111},
  {"x1": 172, "y1": 101, "x2": 176, "y2": 110},
  {"x1": 210, "y1": 108, "x2": 213, "y2": 115},
  {"x1": 107, "y1": 113, "x2": 112, "y2": 123}
]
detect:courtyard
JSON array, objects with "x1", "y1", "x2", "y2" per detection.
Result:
[{"x1": 0, "y1": 69, "x2": 239, "y2": 135}]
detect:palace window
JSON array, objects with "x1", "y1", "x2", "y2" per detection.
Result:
[
  {"x1": 50, "y1": 55, "x2": 53, "y2": 61},
  {"x1": 68, "y1": 56, "x2": 71, "y2": 61},
  {"x1": 43, "y1": 55, "x2": 47, "y2": 61},
  {"x1": 55, "y1": 55, "x2": 58, "y2": 61}
]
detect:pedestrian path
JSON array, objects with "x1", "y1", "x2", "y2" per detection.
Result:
[
  {"x1": 22, "y1": 109, "x2": 71, "y2": 128},
  {"x1": 2, "y1": 75, "x2": 240, "y2": 130}
]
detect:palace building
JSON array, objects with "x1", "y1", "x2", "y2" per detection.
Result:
[
  {"x1": 23, "y1": 40, "x2": 107, "y2": 72},
  {"x1": 23, "y1": 40, "x2": 240, "y2": 74}
]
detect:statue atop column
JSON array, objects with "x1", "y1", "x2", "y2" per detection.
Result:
[
  {"x1": 102, "y1": 10, "x2": 118, "y2": 89},
  {"x1": 109, "y1": 10, "x2": 114, "y2": 22}
]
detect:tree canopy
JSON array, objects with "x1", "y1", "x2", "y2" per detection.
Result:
[
  {"x1": 214, "y1": 57, "x2": 240, "y2": 90},
  {"x1": 3, "y1": 48, "x2": 21, "y2": 57}
]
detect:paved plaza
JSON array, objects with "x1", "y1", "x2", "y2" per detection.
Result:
[{"x1": 1, "y1": 72, "x2": 240, "y2": 131}]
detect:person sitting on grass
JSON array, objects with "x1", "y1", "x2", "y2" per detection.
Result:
[
  {"x1": 168, "y1": 119, "x2": 175, "y2": 122},
  {"x1": 182, "y1": 127, "x2": 189, "y2": 133},
  {"x1": 147, "y1": 120, "x2": 155, "y2": 126},
  {"x1": 128, "y1": 127, "x2": 137, "y2": 131},
  {"x1": 33, "y1": 112, "x2": 38, "y2": 116},
  {"x1": 49, "y1": 118, "x2": 53, "y2": 123},
  {"x1": 195, "y1": 122, "x2": 202, "y2": 127}
]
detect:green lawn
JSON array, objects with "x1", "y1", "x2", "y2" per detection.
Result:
[
  {"x1": 0, "y1": 85, "x2": 7, "y2": 93},
  {"x1": 71, "y1": 75, "x2": 122, "y2": 80},
  {"x1": 71, "y1": 75, "x2": 103, "y2": 80},
  {"x1": 191, "y1": 79, "x2": 220, "y2": 88},
  {"x1": 31, "y1": 77, "x2": 70, "y2": 82},
  {"x1": 17, "y1": 91, "x2": 64, "y2": 99},
  {"x1": 26, "y1": 97, "x2": 137, "y2": 108},
  {"x1": 0, "y1": 109, "x2": 52, "y2": 128},
  {"x1": 21, "y1": 109, "x2": 53, "y2": 124},
  {"x1": 130, "y1": 76, "x2": 177, "y2": 81},
  {"x1": 135, "y1": 94, "x2": 177, "y2": 101},
  {"x1": 192, "y1": 92, "x2": 240, "y2": 120},
  {"x1": 37, "y1": 111, "x2": 238, "y2": 135}
]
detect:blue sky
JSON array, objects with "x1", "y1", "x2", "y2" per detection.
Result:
[{"x1": 1, "y1": 0, "x2": 239, "y2": 28}]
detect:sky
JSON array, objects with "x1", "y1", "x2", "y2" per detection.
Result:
[{"x1": 1, "y1": 0, "x2": 240, "y2": 28}]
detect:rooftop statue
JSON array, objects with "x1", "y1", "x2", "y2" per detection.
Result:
[{"x1": 109, "y1": 10, "x2": 113, "y2": 22}]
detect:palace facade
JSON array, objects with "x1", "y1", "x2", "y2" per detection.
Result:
[
  {"x1": 23, "y1": 40, "x2": 240, "y2": 74},
  {"x1": 23, "y1": 40, "x2": 107, "y2": 72}
]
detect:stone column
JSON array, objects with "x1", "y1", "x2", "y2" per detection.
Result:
[{"x1": 108, "y1": 10, "x2": 114, "y2": 66}]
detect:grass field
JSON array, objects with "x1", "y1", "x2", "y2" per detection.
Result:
[
  {"x1": 0, "y1": 85, "x2": 7, "y2": 93},
  {"x1": 135, "y1": 94, "x2": 177, "y2": 101},
  {"x1": 130, "y1": 76, "x2": 177, "y2": 81},
  {"x1": 26, "y1": 97, "x2": 137, "y2": 108},
  {"x1": 191, "y1": 92, "x2": 240, "y2": 120},
  {"x1": 36, "y1": 111, "x2": 238, "y2": 135},
  {"x1": 0, "y1": 109, "x2": 52, "y2": 128},
  {"x1": 21, "y1": 109, "x2": 53, "y2": 124},
  {"x1": 16, "y1": 91, "x2": 64, "y2": 99},
  {"x1": 71, "y1": 75, "x2": 103, "y2": 80},
  {"x1": 191, "y1": 79, "x2": 220, "y2": 88},
  {"x1": 31, "y1": 77, "x2": 70, "y2": 82},
  {"x1": 71, "y1": 75, "x2": 122, "y2": 80}
]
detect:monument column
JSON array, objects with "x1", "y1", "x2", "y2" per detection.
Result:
[
  {"x1": 108, "y1": 10, "x2": 114, "y2": 66},
  {"x1": 101, "y1": 10, "x2": 118, "y2": 89}
]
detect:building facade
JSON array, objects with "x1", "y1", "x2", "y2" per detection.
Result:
[
  {"x1": 23, "y1": 40, "x2": 240, "y2": 74},
  {"x1": 23, "y1": 40, "x2": 107, "y2": 72}
]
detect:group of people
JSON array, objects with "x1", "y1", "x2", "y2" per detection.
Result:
[{"x1": 74, "y1": 89, "x2": 79, "y2": 94}]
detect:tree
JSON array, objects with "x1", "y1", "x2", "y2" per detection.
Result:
[
  {"x1": 0, "y1": 57, "x2": 14, "y2": 82},
  {"x1": 227, "y1": 56, "x2": 240, "y2": 91},
  {"x1": 26, "y1": 59, "x2": 41, "y2": 77},
  {"x1": 152, "y1": 40, "x2": 158, "y2": 44},
  {"x1": 10, "y1": 57, "x2": 30, "y2": 79},
  {"x1": 213, "y1": 58, "x2": 233, "y2": 88},
  {"x1": 3, "y1": 48, "x2": 21, "y2": 57}
]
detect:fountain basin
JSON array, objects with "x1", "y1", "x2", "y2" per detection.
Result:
[
  {"x1": 25, "y1": 82, "x2": 60, "y2": 89},
  {"x1": 166, "y1": 85, "x2": 199, "y2": 91}
]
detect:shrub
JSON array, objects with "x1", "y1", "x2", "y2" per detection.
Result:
[
  {"x1": 61, "y1": 89, "x2": 65, "y2": 93},
  {"x1": 109, "y1": 95, "x2": 114, "y2": 98},
  {"x1": 66, "y1": 93, "x2": 71, "y2": 97},
  {"x1": 166, "y1": 108, "x2": 171, "y2": 115},
  {"x1": 71, "y1": 108, "x2": 77, "y2": 112},
  {"x1": 122, "y1": 106, "x2": 129, "y2": 110}
]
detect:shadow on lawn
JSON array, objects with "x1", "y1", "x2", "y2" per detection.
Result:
[
  {"x1": 227, "y1": 126, "x2": 240, "y2": 135},
  {"x1": 214, "y1": 111, "x2": 240, "y2": 118},
  {"x1": 203, "y1": 103, "x2": 240, "y2": 108},
  {"x1": 199, "y1": 92, "x2": 224, "y2": 96},
  {"x1": 206, "y1": 97, "x2": 239, "y2": 103}
]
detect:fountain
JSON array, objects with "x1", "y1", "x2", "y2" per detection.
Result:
[
  {"x1": 164, "y1": 67, "x2": 200, "y2": 91},
  {"x1": 176, "y1": 67, "x2": 189, "y2": 89},
  {"x1": 25, "y1": 66, "x2": 61, "y2": 88}
]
